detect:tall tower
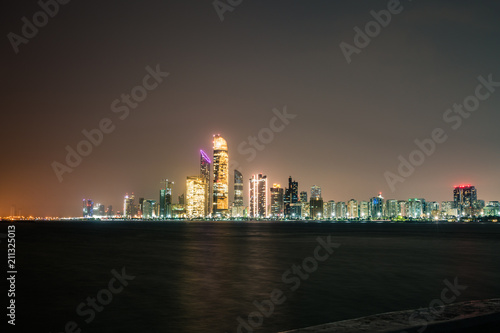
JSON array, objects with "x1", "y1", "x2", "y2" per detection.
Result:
[
  {"x1": 270, "y1": 184, "x2": 284, "y2": 218},
  {"x1": 200, "y1": 150, "x2": 211, "y2": 217},
  {"x1": 212, "y1": 134, "x2": 229, "y2": 217},
  {"x1": 453, "y1": 184, "x2": 477, "y2": 216},
  {"x1": 250, "y1": 174, "x2": 267, "y2": 218},
  {"x1": 160, "y1": 179, "x2": 174, "y2": 218},
  {"x1": 234, "y1": 170, "x2": 244, "y2": 207},
  {"x1": 284, "y1": 176, "x2": 298, "y2": 217},
  {"x1": 186, "y1": 176, "x2": 206, "y2": 218}
]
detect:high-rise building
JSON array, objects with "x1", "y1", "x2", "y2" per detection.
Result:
[
  {"x1": 310, "y1": 197, "x2": 324, "y2": 219},
  {"x1": 326, "y1": 200, "x2": 336, "y2": 219},
  {"x1": 284, "y1": 176, "x2": 298, "y2": 217},
  {"x1": 369, "y1": 193, "x2": 384, "y2": 219},
  {"x1": 386, "y1": 199, "x2": 399, "y2": 218},
  {"x1": 335, "y1": 202, "x2": 346, "y2": 219},
  {"x1": 311, "y1": 185, "x2": 321, "y2": 199},
  {"x1": 143, "y1": 200, "x2": 157, "y2": 219},
  {"x1": 160, "y1": 179, "x2": 174, "y2": 218},
  {"x1": 83, "y1": 199, "x2": 94, "y2": 218},
  {"x1": 347, "y1": 199, "x2": 359, "y2": 219},
  {"x1": 270, "y1": 183, "x2": 284, "y2": 218},
  {"x1": 249, "y1": 174, "x2": 267, "y2": 218},
  {"x1": 106, "y1": 205, "x2": 113, "y2": 217},
  {"x1": 123, "y1": 193, "x2": 135, "y2": 218},
  {"x1": 453, "y1": 185, "x2": 477, "y2": 216},
  {"x1": 234, "y1": 170, "x2": 244, "y2": 207},
  {"x1": 408, "y1": 198, "x2": 425, "y2": 219},
  {"x1": 212, "y1": 135, "x2": 229, "y2": 217},
  {"x1": 359, "y1": 201, "x2": 369, "y2": 219},
  {"x1": 300, "y1": 191, "x2": 308, "y2": 203},
  {"x1": 200, "y1": 150, "x2": 211, "y2": 217},
  {"x1": 398, "y1": 200, "x2": 408, "y2": 217},
  {"x1": 186, "y1": 176, "x2": 206, "y2": 218}
]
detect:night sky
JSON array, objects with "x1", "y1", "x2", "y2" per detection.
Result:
[{"x1": 2, "y1": 0, "x2": 500, "y2": 217}]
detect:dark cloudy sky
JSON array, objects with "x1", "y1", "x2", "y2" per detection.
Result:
[{"x1": 2, "y1": 0, "x2": 500, "y2": 217}]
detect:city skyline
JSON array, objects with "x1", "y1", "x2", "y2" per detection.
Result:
[{"x1": 3, "y1": 1, "x2": 500, "y2": 217}]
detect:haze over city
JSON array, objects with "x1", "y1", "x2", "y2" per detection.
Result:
[{"x1": 2, "y1": 0, "x2": 500, "y2": 217}]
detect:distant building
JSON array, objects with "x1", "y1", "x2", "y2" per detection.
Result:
[
  {"x1": 310, "y1": 197, "x2": 324, "y2": 219},
  {"x1": 83, "y1": 199, "x2": 94, "y2": 218},
  {"x1": 270, "y1": 184, "x2": 284, "y2": 218},
  {"x1": 200, "y1": 149, "x2": 211, "y2": 217},
  {"x1": 123, "y1": 194, "x2": 136, "y2": 218},
  {"x1": 186, "y1": 176, "x2": 206, "y2": 218},
  {"x1": 335, "y1": 202, "x2": 346, "y2": 219},
  {"x1": 143, "y1": 200, "x2": 157, "y2": 218},
  {"x1": 300, "y1": 191, "x2": 308, "y2": 203},
  {"x1": 311, "y1": 185, "x2": 321, "y2": 199},
  {"x1": 453, "y1": 185, "x2": 477, "y2": 216},
  {"x1": 249, "y1": 174, "x2": 267, "y2": 218},
  {"x1": 386, "y1": 199, "x2": 399, "y2": 219},
  {"x1": 234, "y1": 170, "x2": 244, "y2": 208},
  {"x1": 326, "y1": 200, "x2": 335, "y2": 219},
  {"x1": 290, "y1": 203, "x2": 302, "y2": 219},
  {"x1": 213, "y1": 135, "x2": 229, "y2": 217},
  {"x1": 284, "y1": 176, "x2": 298, "y2": 218},
  {"x1": 160, "y1": 179, "x2": 174, "y2": 218},
  {"x1": 369, "y1": 193, "x2": 384, "y2": 218},
  {"x1": 359, "y1": 201, "x2": 369, "y2": 219},
  {"x1": 347, "y1": 199, "x2": 359, "y2": 219},
  {"x1": 408, "y1": 198, "x2": 425, "y2": 219}
]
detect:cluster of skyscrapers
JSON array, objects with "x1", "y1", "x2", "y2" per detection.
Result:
[{"x1": 82, "y1": 135, "x2": 500, "y2": 220}]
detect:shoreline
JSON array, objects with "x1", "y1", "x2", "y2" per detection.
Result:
[{"x1": 281, "y1": 299, "x2": 500, "y2": 333}]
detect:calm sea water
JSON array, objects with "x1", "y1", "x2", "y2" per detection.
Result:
[{"x1": 11, "y1": 221, "x2": 500, "y2": 332}]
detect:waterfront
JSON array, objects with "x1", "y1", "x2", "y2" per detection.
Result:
[{"x1": 12, "y1": 222, "x2": 500, "y2": 332}]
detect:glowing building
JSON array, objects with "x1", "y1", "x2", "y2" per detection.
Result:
[
  {"x1": 212, "y1": 135, "x2": 229, "y2": 217},
  {"x1": 159, "y1": 179, "x2": 174, "y2": 218},
  {"x1": 232, "y1": 170, "x2": 245, "y2": 217},
  {"x1": 123, "y1": 193, "x2": 135, "y2": 218},
  {"x1": 186, "y1": 176, "x2": 206, "y2": 218},
  {"x1": 249, "y1": 173, "x2": 267, "y2": 218},
  {"x1": 270, "y1": 183, "x2": 284, "y2": 218},
  {"x1": 453, "y1": 185, "x2": 477, "y2": 216},
  {"x1": 83, "y1": 199, "x2": 94, "y2": 218},
  {"x1": 200, "y1": 150, "x2": 211, "y2": 217},
  {"x1": 284, "y1": 176, "x2": 298, "y2": 217},
  {"x1": 347, "y1": 199, "x2": 359, "y2": 219}
]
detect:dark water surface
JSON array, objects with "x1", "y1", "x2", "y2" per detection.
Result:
[{"x1": 11, "y1": 222, "x2": 500, "y2": 332}]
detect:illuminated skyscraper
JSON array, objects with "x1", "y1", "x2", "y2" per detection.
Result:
[
  {"x1": 270, "y1": 183, "x2": 284, "y2": 218},
  {"x1": 310, "y1": 197, "x2": 323, "y2": 219},
  {"x1": 186, "y1": 176, "x2": 206, "y2": 218},
  {"x1": 234, "y1": 170, "x2": 244, "y2": 207},
  {"x1": 386, "y1": 199, "x2": 399, "y2": 218},
  {"x1": 408, "y1": 198, "x2": 425, "y2": 219},
  {"x1": 300, "y1": 191, "x2": 308, "y2": 203},
  {"x1": 326, "y1": 200, "x2": 336, "y2": 219},
  {"x1": 200, "y1": 150, "x2": 211, "y2": 217},
  {"x1": 284, "y1": 176, "x2": 298, "y2": 217},
  {"x1": 359, "y1": 201, "x2": 369, "y2": 218},
  {"x1": 124, "y1": 193, "x2": 135, "y2": 218},
  {"x1": 232, "y1": 169, "x2": 245, "y2": 217},
  {"x1": 160, "y1": 179, "x2": 174, "y2": 218},
  {"x1": 453, "y1": 185, "x2": 477, "y2": 216},
  {"x1": 335, "y1": 202, "x2": 346, "y2": 219},
  {"x1": 212, "y1": 135, "x2": 229, "y2": 217},
  {"x1": 83, "y1": 199, "x2": 94, "y2": 218},
  {"x1": 347, "y1": 199, "x2": 359, "y2": 219},
  {"x1": 249, "y1": 173, "x2": 267, "y2": 218},
  {"x1": 369, "y1": 193, "x2": 384, "y2": 219},
  {"x1": 311, "y1": 185, "x2": 321, "y2": 199}
]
